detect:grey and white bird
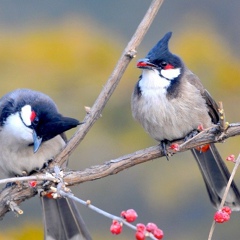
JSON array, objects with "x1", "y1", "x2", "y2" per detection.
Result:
[
  {"x1": 131, "y1": 32, "x2": 240, "y2": 210},
  {"x1": 0, "y1": 89, "x2": 92, "y2": 240}
]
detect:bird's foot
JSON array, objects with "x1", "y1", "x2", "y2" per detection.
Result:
[{"x1": 160, "y1": 140, "x2": 171, "y2": 161}]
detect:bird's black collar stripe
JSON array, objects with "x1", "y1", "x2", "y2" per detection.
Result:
[
  {"x1": 19, "y1": 112, "x2": 32, "y2": 129},
  {"x1": 159, "y1": 72, "x2": 171, "y2": 81}
]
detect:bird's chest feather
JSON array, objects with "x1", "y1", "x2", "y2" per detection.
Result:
[
  {"x1": 0, "y1": 133, "x2": 65, "y2": 177},
  {"x1": 132, "y1": 70, "x2": 211, "y2": 141}
]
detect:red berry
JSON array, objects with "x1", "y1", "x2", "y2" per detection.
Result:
[
  {"x1": 110, "y1": 220, "x2": 122, "y2": 235},
  {"x1": 136, "y1": 223, "x2": 146, "y2": 233},
  {"x1": 214, "y1": 211, "x2": 225, "y2": 223},
  {"x1": 153, "y1": 228, "x2": 164, "y2": 239},
  {"x1": 28, "y1": 181, "x2": 37, "y2": 188},
  {"x1": 135, "y1": 231, "x2": 145, "y2": 240},
  {"x1": 121, "y1": 209, "x2": 138, "y2": 222},
  {"x1": 226, "y1": 154, "x2": 235, "y2": 162},
  {"x1": 223, "y1": 212, "x2": 230, "y2": 222},
  {"x1": 146, "y1": 222, "x2": 158, "y2": 233},
  {"x1": 45, "y1": 192, "x2": 54, "y2": 199},
  {"x1": 195, "y1": 144, "x2": 210, "y2": 153},
  {"x1": 197, "y1": 124, "x2": 204, "y2": 131},
  {"x1": 169, "y1": 143, "x2": 180, "y2": 151},
  {"x1": 222, "y1": 206, "x2": 232, "y2": 215},
  {"x1": 214, "y1": 211, "x2": 230, "y2": 223}
]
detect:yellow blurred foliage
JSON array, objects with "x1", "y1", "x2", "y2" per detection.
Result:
[
  {"x1": 0, "y1": 18, "x2": 240, "y2": 240},
  {"x1": 0, "y1": 223, "x2": 43, "y2": 240},
  {"x1": 175, "y1": 29, "x2": 240, "y2": 93}
]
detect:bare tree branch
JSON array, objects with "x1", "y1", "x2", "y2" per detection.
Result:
[
  {"x1": 62, "y1": 123, "x2": 240, "y2": 186},
  {"x1": 1, "y1": 122, "x2": 240, "y2": 218},
  {"x1": 0, "y1": 0, "x2": 164, "y2": 218},
  {"x1": 52, "y1": 0, "x2": 164, "y2": 167}
]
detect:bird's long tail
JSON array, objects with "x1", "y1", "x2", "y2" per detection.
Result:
[
  {"x1": 191, "y1": 143, "x2": 240, "y2": 211},
  {"x1": 41, "y1": 197, "x2": 92, "y2": 240}
]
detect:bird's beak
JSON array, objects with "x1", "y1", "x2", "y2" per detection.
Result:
[
  {"x1": 33, "y1": 130, "x2": 42, "y2": 153},
  {"x1": 137, "y1": 58, "x2": 157, "y2": 69}
]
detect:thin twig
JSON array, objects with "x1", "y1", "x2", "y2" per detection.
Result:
[
  {"x1": 60, "y1": 190, "x2": 158, "y2": 240},
  {"x1": 218, "y1": 101, "x2": 226, "y2": 131},
  {"x1": 52, "y1": 0, "x2": 164, "y2": 167},
  {"x1": 208, "y1": 154, "x2": 240, "y2": 240},
  {"x1": 0, "y1": 175, "x2": 57, "y2": 186}
]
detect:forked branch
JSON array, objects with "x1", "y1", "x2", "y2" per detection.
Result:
[
  {"x1": 0, "y1": 122, "x2": 240, "y2": 218},
  {"x1": 0, "y1": 0, "x2": 164, "y2": 218},
  {"x1": 53, "y1": 0, "x2": 164, "y2": 167}
]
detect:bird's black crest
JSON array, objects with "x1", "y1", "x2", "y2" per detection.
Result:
[{"x1": 147, "y1": 32, "x2": 172, "y2": 60}]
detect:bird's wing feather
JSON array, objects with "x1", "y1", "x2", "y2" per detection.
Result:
[{"x1": 185, "y1": 69, "x2": 219, "y2": 124}]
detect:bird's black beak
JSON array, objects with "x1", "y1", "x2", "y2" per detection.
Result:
[
  {"x1": 33, "y1": 130, "x2": 42, "y2": 153},
  {"x1": 137, "y1": 58, "x2": 157, "y2": 69}
]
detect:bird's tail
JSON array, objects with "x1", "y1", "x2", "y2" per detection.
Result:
[
  {"x1": 41, "y1": 197, "x2": 92, "y2": 240},
  {"x1": 191, "y1": 143, "x2": 240, "y2": 211}
]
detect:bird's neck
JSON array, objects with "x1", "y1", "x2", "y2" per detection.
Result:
[{"x1": 139, "y1": 69, "x2": 170, "y2": 96}]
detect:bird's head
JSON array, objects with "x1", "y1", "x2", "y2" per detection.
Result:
[
  {"x1": 137, "y1": 32, "x2": 183, "y2": 81},
  {"x1": 0, "y1": 89, "x2": 80, "y2": 152}
]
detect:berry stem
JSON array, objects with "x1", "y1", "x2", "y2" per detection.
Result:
[
  {"x1": 208, "y1": 153, "x2": 240, "y2": 240},
  {"x1": 59, "y1": 190, "x2": 157, "y2": 239}
]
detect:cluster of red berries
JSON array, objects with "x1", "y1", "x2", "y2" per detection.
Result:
[
  {"x1": 135, "y1": 222, "x2": 164, "y2": 240},
  {"x1": 214, "y1": 206, "x2": 232, "y2": 223},
  {"x1": 110, "y1": 209, "x2": 164, "y2": 239}
]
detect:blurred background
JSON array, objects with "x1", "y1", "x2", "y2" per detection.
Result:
[{"x1": 0, "y1": 1, "x2": 240, "y2": 239}]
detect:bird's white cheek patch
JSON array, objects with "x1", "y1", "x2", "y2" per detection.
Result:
[
  {"x1": 5, "y1": 112, "x2": 33, "y2": 142},
  {"x1": 21, "y1": 105, "x2": 32, "y2": 126},
  {"x1": 161, "y1": 68, "x2": 181, "y2": 80}
]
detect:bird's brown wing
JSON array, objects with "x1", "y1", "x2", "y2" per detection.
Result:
[
  {"x1": 185, "y1": 70, "x2": 219, "y2": 124},
  {"x1": 201, "y1": 89, "x2": 219, "y2": 124}
]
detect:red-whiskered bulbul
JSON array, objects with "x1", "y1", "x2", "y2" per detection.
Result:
[
  {"x1": 131, "y1": 32, "x2": 240, "y2": 210},
  {"x1": 0, "y1": 89, "x2": 92, "y2": 239}
]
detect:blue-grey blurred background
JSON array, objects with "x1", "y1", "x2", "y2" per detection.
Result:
[{"x1": 0, "y1": 1, "x2": 240, "y2": 239}]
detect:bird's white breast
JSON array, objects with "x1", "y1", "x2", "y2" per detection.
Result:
[
  {"x1": 0, "y1": 132, "x2": 65, "y2": 177},
  {"x1": 132, "y1": 69, "x2": 212, "y2": 141}
]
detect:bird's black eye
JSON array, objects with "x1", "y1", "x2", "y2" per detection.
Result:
[
  {"x1": 32, "y1": 116, "x2": 39, "y2": 126},
  {"x1": 160, "y1": 61, "x2": 167, "y2": 68}
]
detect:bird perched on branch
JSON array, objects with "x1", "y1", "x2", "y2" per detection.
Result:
[
  {"x1": 0, "y1": 89, "x2": 91, "y2": 240},
  {"x1": 131, "y1": 32, "x2": 240, "y2": 210}
]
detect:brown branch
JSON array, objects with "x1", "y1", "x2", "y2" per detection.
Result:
[
  {"x1": 218, "y1": 101, "x2": 226, "y2": 131},
  {"x1": 0, "y1": 0, "x2": 164, "y2": 218},
  {"x1": 1, "y1": 122, "x2": 240, "y2": 218},
  {"x1": 52, "y1": 0, "x2": 164, "y2": 167},
  {"x1": 63, "y1": 123, "x2": 240, "y2": 185}
]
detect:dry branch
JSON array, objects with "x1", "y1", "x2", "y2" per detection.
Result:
[
  {"x1": 53, "y1": 0, "x2": 164, "y2": 167},
  {"x1": 61, "y1": 123, "x2": 240, "y2": 185},
  {"x1": 1, "y1": 122, "x2": 240, "y2": 218},
  {"x1": 0, "y1": 0, "x2": 164, "y2": 218}
]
